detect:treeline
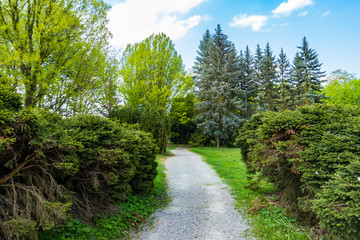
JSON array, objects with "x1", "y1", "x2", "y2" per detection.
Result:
[{"x1": 193, "y1": 24, "x2": 325, "y2": 147}]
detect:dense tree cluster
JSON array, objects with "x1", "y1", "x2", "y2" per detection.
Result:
[{"x1": 193, "y1": 25, "x2": 325, "y2": 146}]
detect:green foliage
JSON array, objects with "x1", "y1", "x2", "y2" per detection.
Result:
[
  {"x1": 0, "y1": 0, "x2": 111, "y2": 109},
  {"x1": 312, "y1": 161, "x2": 360, "y2": 239},
  {"x1": 194, "y1": 25, "x2": 245, "y2": 147},
  {"x1": 323, "y1": 78, "x2": 360, "y2": 105},
  {"x1": 169, "y1": 94, "x2": 196, "y2": 144},
  {"x1": 259, "y1": 42, "x2": 278, "y2": 111},
  {"x1": 291, "y1": 37, "x2": 326, "y2": 106},
  {"x1": 276, "y1": 48, "x2": 293, "y2": 111},
  {"x1": 119, "y1": 33, "x2": 191, "y2": 153},
  {"x1": 0, "y1": 108, "x2": 159, "y2": 238},
  {"x1": 58, "y1": 115, "x2": 158, "y2": 216},
  {"x1": 0, "y1": 86, "x2": 22, "y2": 112},
  {"x1": 39, "y1": 151, "x2": 170, "y2": 240},
  {"x1": 109, "y1": 106, "x2": 170, "y2": 154},
  {"x1": 237, "y1": 104, "x2": 360, "y2": 238}
]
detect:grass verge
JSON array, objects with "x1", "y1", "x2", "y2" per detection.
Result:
[
  {"x1": 38, "y1": 147, "x2": 173, "y2": 240},
  {"x1": 190, "y1": 147, "x2": 312, "y2": 240}
]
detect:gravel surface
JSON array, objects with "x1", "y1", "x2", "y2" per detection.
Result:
[{"x1": 136, "y1": 147, "x2": 250, "y2": 240}]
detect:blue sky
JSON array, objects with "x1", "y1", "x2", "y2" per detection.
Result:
[{"x1": 106, "y1": 0, "x2": 360, "y2": 78}]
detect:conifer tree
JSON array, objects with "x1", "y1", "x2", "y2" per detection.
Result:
[
  {"x1": 193, "y1": 29, "x2": 211, "y2": 100},
  {"x1": 259, "y1": 42, "x2": 277, "y2": 111},
  {"x1": 277, "y1": 48, "x2": 292, "y2": 111},
  {"x1": 194, "y1": 25, "x2": 243, "y2": 147},
  {"x1": 240, "y1": 46, "x2": 256, "y2": 116},
  {"x1": 252, "y1": 44, "x2": 263, "y2": 111},
  {"x1": 292, "y1": 37, "x2": 326, "y2": 106}
]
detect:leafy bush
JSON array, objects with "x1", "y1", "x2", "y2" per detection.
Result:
[
  {"x1": 237, "y1": 104, "x2": 360, "y2": 238},
  {"x1": 109, "y1": 106, "x2": 170, "y2": 153},
  {"x1": 1, "y1": 100, "x2": 158, "y2": 238},
  {"x1": 0, "y1": 86, "x2": 22, "y2": 112},
  {"x1": 0, "y1": 108, "x2": 72, "y2": 239},
  {"x1": 312, "y1": 161, "x2": 360, "y2": 239},
  {"x1": 59, "y1": 115, "x2": 158, "y2": 220}
]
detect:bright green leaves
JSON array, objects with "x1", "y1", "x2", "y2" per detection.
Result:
[
  {"x1": 0, "y1": 0, "x2": 112, "y2": 110},
  {"x1": 118, "y1": 33, "x2": 190, "y2": 153},
  {"x1": 120, "y1": 33, "x2": 188, "y2": 111}
]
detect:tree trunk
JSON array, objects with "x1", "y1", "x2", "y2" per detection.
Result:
[{"x1": 216, "y1": 136, "x2": 220, "y2": 148}]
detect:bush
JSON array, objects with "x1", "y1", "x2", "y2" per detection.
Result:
[
  {"x1": 312, "y1": 161, "x2": 360, "y2": 239},
  {"x1": 0, "y1": 104, "x2": 158, "y2": 238},
  {"x1": 59, "y1": 115, "x2": 158, "y2": 220},
  {"x1": 236, "y1": 104, "x2": 360, "y2": 238},
  {"x1": 109, "y1": 106, "x2": 170, "y2": 153}
]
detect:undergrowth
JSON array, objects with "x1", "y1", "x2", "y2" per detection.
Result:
[
  {"x1": 38, "y1": 147, "x2": 173, "y2": 240},
  {"x1": 190, "y1": 147, "x2": 312, "y2": 240}
]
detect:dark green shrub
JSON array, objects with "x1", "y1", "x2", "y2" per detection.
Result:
[
  {"x1": 110, "y1": 106, "x2": 170, "y2": 153},
  {"x1": 236, "y1": 104, "x2": 360, "y2": 238},
  {"x1": 0, "y1": 86, "x2": 22, "y2": 112},
  {"x1": 0, "y1": 109, "x2": 158, "y2": 238},
  {"x1": 57, "y1": 115, "x2": 158, "y2": 219},
  {"x1": 313, "y1": 160, "x2": 360, "y2": 239},
  {"x1": 0, "y1": 108, "x2": 72, "y2": 239}
]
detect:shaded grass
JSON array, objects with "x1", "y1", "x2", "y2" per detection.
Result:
[
  {"x1": 190, "y1": 147, "x2": 312, "y2": 240},
  {"x1": 39, "y1": 148, "x2": 172, "y2": 240}
]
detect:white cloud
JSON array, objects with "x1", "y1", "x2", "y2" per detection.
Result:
[
  {"x1": 107, "y1": 0, "x2": 205, "y2": 48},
  {"x1": 280, "y1": 22, "x2": 290, "y2": 26},
  {"x1": 229, "y1": 14, "x2": 268, "y2": 32},
  {"x1": 272, "y1": 0, "x2": 313, "y2": 17},
  {"x1": 298, "y1": 11, "x2": 308, "y2": 16},
  {"x1": 322, "y1": 10, "x2": 331, "y2": 17}
]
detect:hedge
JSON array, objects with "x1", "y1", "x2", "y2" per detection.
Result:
[
  {"x1": 236, "y1": 104, "x2": 360, "y2": 239},
  {"x1": 0, "y1": 90, "x2": 158, "y2": 239}
]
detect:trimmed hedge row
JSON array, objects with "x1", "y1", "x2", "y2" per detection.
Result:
[
  {"x1": 0, "y1": 88, "x2": 158, "y2": 239},
  {"x1": 237, "y1": 104, "x2": 360, "y2": 239}
]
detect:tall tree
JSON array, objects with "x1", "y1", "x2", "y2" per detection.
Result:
[
  {"x1": 119, "y1": 33, "x2": 191, "y2": 153},
  {"x1": 259, "y1": 42, "x2": 278, "y2": 111},
  {"x1": 239, "y1": 46, "x2": 255, "y2": 117},
  {"x1": 194, "y1": 25, "x2": 243, "y2": 147},
  {"x1": 0, "y1": 0, "x2": 110, "y2": 108},
  {"x1": 292, "y1": 37, "x2": 326, "y2": 106},
  {"x1": 252, "y1": 44, "x2": 263, "y2": 111},
  {"x1": 277, "y1": 48, "x2": 293, "y2": 111},
  {"x1": 193, "y1": 29, "x2": 212, "y2": 100}
]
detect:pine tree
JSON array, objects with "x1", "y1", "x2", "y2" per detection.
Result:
[
  {"x1": 194, "y1": 25, "x2": 243, "y2": 147},
  {"x1": 292, "y1": 37, "x2": 326, "y2": 106},
  {"x1": 193, "y1": 29, "x2": 211, "y2": 99},
  {"x1": 240, "y1": 46, "x2": 256, "y2": 117},
  {"x1": 277, "y1": 48, "x2": 293, "y2": 111},
  {"x1": 252, "y1": 44, "x2": 263, "y2": 111},
  {"x1": 259, "y1": 42, "x2": 278, "y2": 111}
]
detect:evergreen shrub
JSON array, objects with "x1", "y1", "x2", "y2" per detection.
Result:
[
  {"x1": 236, "y1": 104, "x2": 360, "y2": 238},
  {"x1": 0, "y1": 97, "x2": 158, "y2": 238}
]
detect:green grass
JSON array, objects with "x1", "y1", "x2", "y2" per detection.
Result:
[
  {"x1": 190, "y1": 147, "x2": 312, "y2": 240},
  {"x1": 39, "y1": 148, "x2": 172, "y2": 240}
]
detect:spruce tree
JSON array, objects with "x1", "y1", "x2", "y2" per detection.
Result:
[
  {"x1": 241, "y1": 46, "x2": 256, "y2": 116},
  {"x1": 194, "y1": 25, "x2": 243, "y2": 147},
  {"x1": 277, "y1": 48, "x2": 293, "y2": 111},
  {"x1": 193, "y1": 29, "x2": 211, "y2": 98},
  {"x1": 259, "y1": 42, "x2": 277, "y2": 111},
  {"x1": 252, "y1": 44, "x2": 263, "y2": 111},
  {"x1": 292, "y1": 37, "x2": 326, "y2": 106}
]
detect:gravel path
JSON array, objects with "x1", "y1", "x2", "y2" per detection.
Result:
[{"x1": 136, "y1": 147, "x2": 250, "y2": 240}]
